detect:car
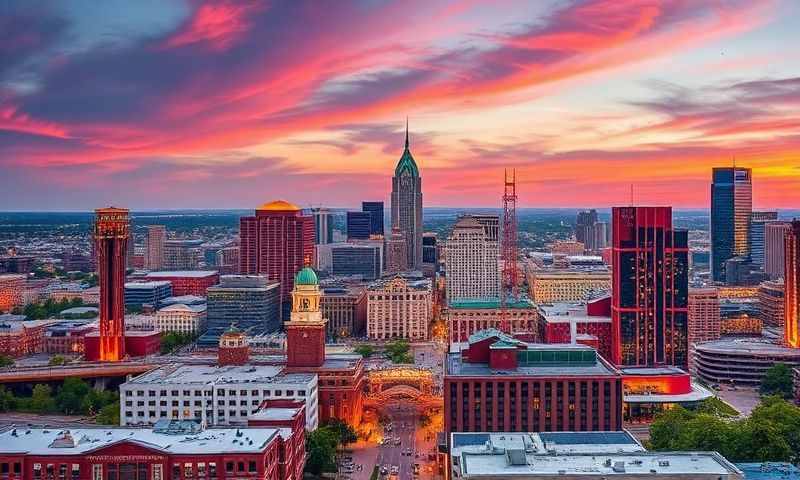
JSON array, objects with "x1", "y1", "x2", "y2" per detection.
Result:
[
  {"x1": 381, "y1": 466, "x2": 389, "y2": 475},
  {"x1": 391, "y1": 466, "x2": 399, "y2": 475},
  {"x1": 395, "y1": 439, "x2": 402, "y2": 446}
]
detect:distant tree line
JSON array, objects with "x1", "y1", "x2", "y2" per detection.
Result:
[
  {"x1": 0, "y1": 378, "x2": 119, "y2": 425},
  {"x1": 12, "y1": 297, "x2": 85, "y2": 320}
]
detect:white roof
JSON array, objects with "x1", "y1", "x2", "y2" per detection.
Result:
[
  {"x1": 124, "y1": 364, "x2": 316, "y2": 387},
  {"x1": 0, "y1": 427, "x2": 280, "y2": 455},
  {"x1": 125, "y1": 281, "x2": 172, "y2": 289},
  {"x1": 249, "y1": 407, "x2": 302, "y2": 421},
  {"x1": 157, "y1": 303, "x2": 207, "y2": 313}
]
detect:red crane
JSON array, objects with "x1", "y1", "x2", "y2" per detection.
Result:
[{"x1": 500, "y1": 169, "x2": 518, "y2": 333}]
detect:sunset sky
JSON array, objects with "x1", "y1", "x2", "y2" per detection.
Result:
[{"x1": 1, "y1": 0, "x2": 799, "y2": 210}]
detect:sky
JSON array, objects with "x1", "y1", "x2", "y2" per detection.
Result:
[{"x1": 1, "y1": 0, "x2": 799, "y2": 210}]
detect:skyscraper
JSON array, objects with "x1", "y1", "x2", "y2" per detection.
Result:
[
  {"x1": 611, "y1": 206, "x2": 689, "y2": 368},
  {"x1": 445, "y1": 215, "x2": 500, "y2": 303},
  {"x1": 575, "y1": 209, "x2": 598, "y2": 244},
  {"x1": 144, "y1": 225, "x2": 166, "y2": 270},
  {"x1": 711, "y1": 167, "x2": 752, "y2": 282},
  {"x1": 362, "y1": 201, "x2": 385, "y2": 237},
  {"x1": 687, "y1": 288, "x2": 721, "y2": 372},
  {"x1": 239, "y1": 200, "x2": 315, "y2": 319},
  {"x1": 784, "y1": 221, "x2": 800, "y2": 349},
  {"x1": 749, "y1": 211, "x2": 778, "y2": 267},
  {"x1": 390, "y1": 123, "x2": 423, "y2": 270},
  {"x1": 311, "y1": 207, "x2": 334, "y2": 245},
  {"x1": 93, "y1": 207, "x2": 130, "y2": 362},
  {"x1": 766, "y1": 222, "x2": 792, "y2": 279},
  {"x1": 346, "y1": 211, "x2": 371, "y2": 240},
  {"x1": 385, "y1": 227, "x2": 408, "y2": 274}
]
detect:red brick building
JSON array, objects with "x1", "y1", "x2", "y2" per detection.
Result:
[
  {"x1": 249, "y1": 400, "x2": 306, "y2": 480},
  {"x1": 0, "y1": 420, "x2": 303, "y2": 480},
  {"x1": 44, "y1": 322, "x2": 95, "y2": 355},
  {"x1": 539, "y1": 295, "x2": 613, "y2": 360},
  {"x1": 93, "y1": 207, "x2": 130, "y2": 361},
  {"x1": 84, "y1": 330, "x2": 160, "y2": 361},
  {"x1": 144, "y1": 270, "x2": 220, "y2": 296},
  {"x1": 218, "y1": 325, "x2": 250, "y2": 366},
  {"x1": 0, "y1": 319, "x2": 53, "y2": 358},
  {"x1": 445, "y1": 329, "x2": 623, "y2": 437},
  {"x1": 239, "y1": 201, "x2": 315, "y2": 319}
]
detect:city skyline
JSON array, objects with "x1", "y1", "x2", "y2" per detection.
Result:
[{"x1": 1, "y1": 1, "x2": 799, "y2": 210}]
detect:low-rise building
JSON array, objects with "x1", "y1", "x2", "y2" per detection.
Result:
[
  {"x1": 144, "y1": 270, "x2": 219, "y2": 296},
  {"x1": 44, "y1": 321, "x2": 95, "y2": 355},
  {"x1": 124, "y1": 281, "x2": 172, "y2": 307},
  {"x1": 528, "y1": 266, "x2": 610, "y2": 303},
  {"x1": 366, "y1": 276, "x2": 431, "y2": 340},
  {"x1": 155, "y1": 303, "x2": 207, "y2": 334},
  {"x1": 120, "y1": 364, "x2": 319, "y2": 430},
  {"x1": 695, "y1": 338, "x2": 800, "y2": 386},
  {"x1": 446, "y1": 297, "x2": 538, "y2": 344},
  {"x1": 0, "y1": 319, "x2": 54, "y2": 357},
  {"x1": 321, "y1": 286, "x2": 367, "y2": 338},
  {"x1": 0, "y1": 274, "x2": 26, "y2": 312},
  {"x1": 538, "y1": 295, "x2": 612, "y2": 360}
]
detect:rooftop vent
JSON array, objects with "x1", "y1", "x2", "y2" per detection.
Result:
[
  {"x1": 505, "y1": 449, "x2": 527, "y2": 466},
  {"x1": 612, "y1": 462, "x2": 625, "y2": 473},
  {"x1": 658, "y1": 460, "x2": 670, "y2": 467}
]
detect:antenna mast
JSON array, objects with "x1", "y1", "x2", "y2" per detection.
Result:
[{"x1": 500, "y1": 169, "x2": 519, "y2": 333}]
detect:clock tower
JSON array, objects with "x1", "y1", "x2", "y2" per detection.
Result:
[{"x1": 286, "y1": 266, "x2": 327, "y2": 368}]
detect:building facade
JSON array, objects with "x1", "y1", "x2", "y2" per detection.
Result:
[
  {"x1": 163, "y1": 239, "x2": 203, "y2": 270},
  {"x1": 331, "y1": 244, "x2": 381, "y2": 279},
  {"x1": 528, "y1": 267, "x2": 611, "y2": 303},
  {"x1": 362, "y1": 201, "x2": 384, "y2": 236},
  {"x1": 215, "y1": 246, "x2": 240, "y2": 275},
  {"x1": 0, "y1": 320, "x2": 52, "y2": 358},
  {"x1": 446, "y1": 298, "x2": 538, "y2": 344},
  {"x1": 749, "y1": 211, "x2": 778, "y2": 267},
  {"x1": 311, "y1": 208, "x2": 334, "y2": 245},
  {"x1": 422, "y1": 232, "x2": 438, "y2": 275},
  {"x1": 575, "y1": 209, "x2": 599, "y2": 244},
  {"x1": 321, "y1": 287, "x2": 367, "y2": 338},
  {"x1": 711, "y1": 167, "x2": 752, "y2": 282},
  {"x1": 390, "y1": 127, "x2": 423, "y2": 270},
  {"x1": 385, "y1": 227, "x2": 408, "y2": 274},
  {"x1": 445, "y1": 329, "x2": 623, "y2": 435},
  {"x1": 201, "y1": 275, "x2": 281, "y2": 345},
  {"x1": 144, "y1": 270, "x2": 219, "y2": 296},
  {"x1": 786, "y1": 221, "x2": 800, "y2": 348},
  {"x1": 611, "y1": 206, "x2": 689, "y2": 369},
  {"x1": 367, "y1": 277, "x2": 431, "y2": 340},
  {"x1": 538, "y1": 296, "x2": 613, "y2": 361},
  {"x1": 124, "y1": 281, "x2": 172, "y2": 307},
  {"x1": 765, "y1": 222, "x2": 791, "y2": 279},
  {"x1": 144, "y1": 225, "x2": 166, "y2": 270},
  {"x1": 445, "y1": 216, "x2": 500, "y2": 303},
  {"x1": 155, "y1": 303, "x2": 207, "y2": 334},
  {"x1": 346, "y1": 211, "x2": 371, "y2": 240},
  {"x1": 0, "y1": 274, "x2": 26, "y2": 312},
  {"x1": 93, "y1": 207, "x2": 130, "y2": 362},
  {"x1": 239, "y1": 200, "x2": 315, "y2": 318},
  {"x1": 758, "y1": 279, "x2": 785, "y2": 329}
]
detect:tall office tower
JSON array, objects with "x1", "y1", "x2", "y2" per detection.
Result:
[
  {"x1": 687, "y1": 288, "x2": 721, "y2": 371},
  {"x1": 385, "y1": 227, "x2": 408, "y2": 274},
  {"x1": 311, "y1": 207, "x2": 334, "y2": 245},
  {"x1": 93, "y1": 207, "x2": 130, "y2": 361},
  {"x1": 575, "y1": 209, "x2": 599, "y2": 244},
  {"x1": 749, "y1": 211, "x2": 778, "y2": 267},
  {"x1": 766, "y1": 222, "x2": 792, "y2": 279},
  {"x1": 445, "y1": 216, "x2": 500, "y2": 303},
  {"x1": 587, "y1": 222, "x2": 610, "y2": 252},
  {"x1": 239, "y1": 200, "x2": 315, "y2": 319},
  {"x1": 163, "y1": 239, "x2": 203, "y2": 270},
  {"x1": 611, "y1": 206, "x2": 689, "y2": 368},
  {"x1": 711, "y1": 167, "x2": 752, "y2": 282},
  {"x1": 362, "y1": 201, "x2": 385, "y2": 237},
  {"x1": 785, "y1": 221, "x2": 800, "y2": 348},
  {"x1": 422, "y1": 232, "x2": 438, "y2": 275},
  {"x1": 346, "y1": 211, "x2": 372, "y2": 240},
  {"x1": 144, "y1": 225, "x2": 166, "y2": 270},
  {"x1": 471, "y1": 214, "x2": 500, "y2": 242},
  {"x1": 390, "y1": 124, "x2": 423, "y2": 270}
]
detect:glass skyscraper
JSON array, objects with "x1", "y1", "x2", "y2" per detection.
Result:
[
  {"x1": 346, "y1": 211, "x2": 372, "y2": 240},
  {"x1": 362, "y1": 201, "x2": 384, "y2": 236},
  {"x1": 749, "y1": 211, "x2": 778, "y2": 267},
  {"x1": 710, "y1": 167, "x2": 752, "y2": 282}
]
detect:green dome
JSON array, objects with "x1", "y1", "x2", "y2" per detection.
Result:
[{"x1": 295, "y1": 266, "x2": 318, "y2": 286}]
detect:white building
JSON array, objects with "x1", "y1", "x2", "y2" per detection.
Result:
[
  {"x1": 445, "y1": 215, "x2": 499, "y2": 303},
  {"x1": 120, "y1": 364, "x2": 319, "y2": 430},
  {"x1": 367, "y1": 276, "x2": 431, "y2": 340},
  {"x1": 155, "y1": 303, "x2": 208, "y2": 334}
]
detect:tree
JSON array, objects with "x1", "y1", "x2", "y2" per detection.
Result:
[
  {"x1": 160, "y1": 331, "x2": 195, "y2": 354},
  {"x1": 0, "y1": 386, "x2": 16, "y2": 412},
  {"x1": 96, "y1": 401, "x2": 120, "y2": 425},
  {"x1": 29, "y1": 384, "x2": 56, "y2": 413},
  {"x1": 325, "y1": 418, "x2": 357, "y2": 447},
  {"x1": 385, "y1": 339, "x2": 413, "y2": 364},
  {"x1": 0, "y1": 355, "x2": 14, "y2": 368},
  {"x1": 49, "y1": 355, "x2": 67, "y2": 366},
  {"x1": 760, "y1": 363, "x2": 794, "y2": 399},
  {"x1": 56, "y1": 378, "x2": 90, "y2": 414},
  {"x1": 305, "y1": 427, "x2": 339, "y2": 474},
  {"x1": 354, "y1": 345, "x2": 374, "y2": 358}
]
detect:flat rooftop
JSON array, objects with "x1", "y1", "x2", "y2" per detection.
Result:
[
  {"x1": 695, "y1": 338, "x2": 800, "y2": 358},
  {"x1": 0, "y1": 427, "x2": 280, "y2": 455},
  {"x1": 125, "y1": 364, "x2": 316, "y2": 386},
  {"x1": 451, "y1": 432, "x2": 742, "y2": 479},
  {"x1": 146, "y1": 270, "x2": 219, "y2": 278},
  {"x1": 125, "y1": 281, "x2": 171, "y2": 289},
  {"x1": 249, "y1": 407, "x2": 302, "y2": 421},
  {"x1": 446, "y1": 350, "x2": 618, "y2": 377},
  {"x1": 449, "y1": 297, "x2": 535, "y2": 310}
]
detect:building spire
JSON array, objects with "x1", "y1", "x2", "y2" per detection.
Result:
[{"x1": 405, "y1": 117, "x2": 409, "y2": 150}]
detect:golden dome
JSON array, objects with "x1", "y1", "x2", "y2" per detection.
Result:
[{"x1": 257, "y1": 200, "x2": 301, "y2": 212}]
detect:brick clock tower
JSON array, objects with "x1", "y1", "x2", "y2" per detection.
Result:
[{"x1": 286, "y1": 267, "x2": 327, "y2": 368}]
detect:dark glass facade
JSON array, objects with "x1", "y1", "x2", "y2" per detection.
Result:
[
  {"x1": 711, "y1": 167, "x2": 752, "y2": 282},
  {"x1": 361, "y1": 201, "x2": 384, "y2": 236},
  {"x1": 331, "y1": 245, "x2": 381, "y2": 279},
  {"x1": 199, "y1": 276, "x2": 281, "y2": 346},
  {"x1": 612, "y1": 207, "x2": 689, "y2": 369},
  {"x1": 422, "y1": 233, "x2": 437, "y2": 264},
  {"x1": 346, "y1": 211, "x2": 372, "y2": 240}
]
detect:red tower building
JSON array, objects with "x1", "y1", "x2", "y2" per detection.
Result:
[
  {"x1": 611, "y1": 207, "x2": 689, "y2": 369},
  {"x1": 785, "y1": 220, "x2": 800, "y2": 348},
  {"x1": 285, "y1": 267, "x2": 326, "y2": 368},
  {"x1": 93, "y1": 207, "x2": 129, "y2": 362},
  {"x1": 239, "y1": 201, "x2": 315, "y2": 319}
]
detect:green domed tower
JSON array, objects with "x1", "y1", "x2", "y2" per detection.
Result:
[
  {"x1": 287, "y1": 265, "x2": 327, "y2": 368},
  {"x1": 294, "y1": 266, "x2": 319, "y2": 286}
]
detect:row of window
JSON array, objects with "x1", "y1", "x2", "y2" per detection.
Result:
[{"x1": 126, "y1": 388, "x2": 307, "y2": 397}]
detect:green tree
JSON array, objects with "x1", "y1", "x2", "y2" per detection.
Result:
[
  {"x1": 160, "y1": 331, "x2": 195, "y2": 354},
  {"x1": 49, "y1": 355, "x2": 67, "y2": 366},
  {"x1": 354, "y1": 345, "x2": 374, "y2": 358},
  {"x1": 56, "y1": 378, "x2": 91, "y2": 414},
  {"x1": 760, "y1": 363, "x2": 794, "y2": 399},
  {"x1": 29, "y1": 384, "x2": 56, "y2": 413},
  {"x1": 385, "y1": 339, "x2": 413, "y2": 364},
  {"x1": 325, "y1": 418, "x2": 357, "y2": 447},
  {"x1": 0, "y1": 386, "x2": 16, "y2": 412},
  {"x1": 0, "y1": 355, "x2": 14, "y2": 368},
  {"x1": 96, "y1": 401, "x2": 120, "y2": 425},
  {"x1": 305, "y1": 427, "x2": 339, "y2": 474}
]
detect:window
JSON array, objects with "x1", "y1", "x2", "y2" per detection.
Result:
[
  {"x1": 225, "y1": 462, "x2": 234, "y2": 473},
  {"x1": 184, "y1": 463, "x2": 193, "y2": 477},
  {"x1": 209, "y1": 463, "x2": 217, "y2": 477},
  {"x1": 92, "y1": 465, "x2": 101, "y2": 480},
  {"x1": 173, "y1": 464, "x2": 181, "y2": 478},
  {"x1": 248, "y1": 461, "x2": 257, "y2": 472},
  {"x1": 237, "y1": 462, "x2": 245, "y2": 472}
]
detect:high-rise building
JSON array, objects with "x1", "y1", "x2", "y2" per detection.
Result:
[
  {"x1": 766, "y1": 222, "x2": 792, "y2": 279},
  {"x1": 711, "y1": 167, "x2": 752, "y2": 282},
  {"x1": 239, "y1": 200, "x2": 315, "y2": 318},
  {"x1": 611, "y1": 206, "x2": 689, "y2": 368},
  {"x1": 422, "y1": 232, "x2": 438, "y2": 276},
  {"x1": 575, "y1": 209, "x2": 599, "y2": 244},
  {"x1": 749, "y1": 211, "x2": 778, "y2": 267},
  {"x1": 144, "y1": 225, "x2": 166, "y2": 270},
  {"x1": 200, "y1": 275, "x2": 281, "y2": 346},
  {"x1": 785, "y1": 221, "x2": 800, "y2": 348},
  {"x1": 390, "y1": 125, "x2": 423, "y2": 270},
  {"x1": 331, "y1": 243, "x2": 382, "y2": 279},
  {"x1": 445, "y1": 216, "x2": 500, "y2": 303},
  {"x1": 311, "y1": 207, "x2": 334, "y2": 245},
  {"x1": 346, "y1": 211, "x2": 372, "y2": 240},
  {"x1": 124, "y1": 281, "x2": 172, "y2": 306},
  {"x1": 93, "y1": 207, "x2": 130, "y2": 362},
  {"x1": 163, "y1": 239, "x2": 203, "y2": 270},
  {"x1": 471, "y1": 214, "x2": 500, "y2": 242},
  {"x1": 367, "y1": 276, "x2": 431, "y2": 340},
  {"x1": 758, "y1": 279, "x2": 785, "y2": 329},
  {"x1": 385, "y1": 227, "x2": 408, "y2": 274},
  {"x1": 688, "y1": 288, "x2": 721, "y2": 345},
  {"x1": 362, "y1": 201, "x2": 385, "y2": 237},
  {"x1": 586, "y1": 222, "x2": 610, "y2": 252}
]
